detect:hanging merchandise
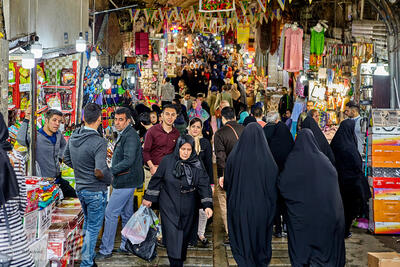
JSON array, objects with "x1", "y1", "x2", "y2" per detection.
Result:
[
  {"x1": 283, "y1": 23, "x2": 303, "y2": 72},
  {"x1": 237, "y1": 24, "x2": 250, "y2": 44},
  {"x1": 135, "y1": 32, "x2": 149, "y2": 55},
  {"x1": 309, "y1": 22, "x2": 326, "y2": 71},
  {"x1": 199, "y1": 0, "x2": 236, "y2": 12}
]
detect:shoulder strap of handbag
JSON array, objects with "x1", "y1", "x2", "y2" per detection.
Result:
[
  {"x1": 0, "y1": 190, "x2": 13, "y2": 254},
  {"x1": 226, "y1": 124, "x2": 239, "y2": 140}
]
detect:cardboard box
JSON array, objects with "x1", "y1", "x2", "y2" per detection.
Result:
[
  {"x1": 371, "y1": 145, "x2": 400, "y2": 162},
  {"x1": 370, "y1": 199, "x2": 400, "y2": 222},
  {"x1": 368, "y1": 221, "x2": 400, "y2": 234},
  {"x1": 368, "y1": 252, "x2": 400, "y2": 266},
  {"x1": 372, "y1": 134, "x2": 400, "y2": 146},
  {"x1": 373, "y1": 188, "x2": 400, "y2": 200},
  {"x1": 369, "y1": 177, "x2": 400, "y2": 189},
  {"x1": 29, "y1": 232, "x2": 49, "y2": 267},
  {"x1": 372, "y1": 109, "x2": 400, "y2": 127},
  {"x1": 23, "y1": 210, "x2": 38, "y2": 244},
  {"x1": 38, "y1": 205, "x2": 54, "y2": 239}
]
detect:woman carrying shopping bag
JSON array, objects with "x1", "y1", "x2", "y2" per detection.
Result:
[{"x1": 142, "y1": 135, "x2": 213, "y2": 267}]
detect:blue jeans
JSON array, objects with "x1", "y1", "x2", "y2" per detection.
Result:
[
  {"x1": 77, "y1": 190, "x2": 107, "y2": 267},
  {"x1": 99, "y1": 188, "x2": 135, "y2": 255}
]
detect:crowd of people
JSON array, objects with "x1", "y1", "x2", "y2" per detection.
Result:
[{"x1": 0, "y1": 49, "x2": 371, "y2": 267}]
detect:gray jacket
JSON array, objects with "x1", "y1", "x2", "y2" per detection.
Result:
[
  {"x1": 16, "y1": 120, "x2": 66, "y2": 178},
  {"x1": 63, "y1": 127, "x2": 112, "y2": 192},
  {"x1": 238, "y1": 82, "x2": 247, "y2": 106}
]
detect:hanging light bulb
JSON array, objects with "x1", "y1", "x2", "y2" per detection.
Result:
[
  {"x1": 102, "y1": 74, "x2": 111, "y2": 89},
  {"x1": 76, "y1": 32, "x2": 86, "y2": 52},
  {"x1": 88, "y1": 51, "x2": 99, "y2": 69},
  {"x1": 22, "y1": 52, "x2": 35, "y2": 69},
  {"x1": 30, "y1": 40, "x2": 43, "y2": 59}
]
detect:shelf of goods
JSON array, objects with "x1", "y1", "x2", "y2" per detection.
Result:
[
  {"x1": 368, "y1": 109, "x2": 400, "y2": 234},
  {"x1": 23, "y1": 176, "x2": 83, "y2": 266}
]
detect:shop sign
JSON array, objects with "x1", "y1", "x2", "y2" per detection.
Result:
[{"x1": 19, "y1": 83, "x2": 31, "y2": 92}]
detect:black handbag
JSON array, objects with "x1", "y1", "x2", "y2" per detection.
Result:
[
  {"x1": 125, "y1": 227, "x2": 157, "y2": 262},
  {"x1": 125, "y1": 217, "x2": 158, "y2": 262},
  {"x1": 0, "y1": 191, "x2": 13, "y2": 267}
]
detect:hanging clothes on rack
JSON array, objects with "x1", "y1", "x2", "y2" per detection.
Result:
[
  {"x1": 277, "y1": 26, "x2": 287, "y2": 69},
  {"x1": 284, "y1": 26, "x2": 303, "y2": 73},
  {"x1": 310, "y1": 23, "x2": 326, "y2": 71}
]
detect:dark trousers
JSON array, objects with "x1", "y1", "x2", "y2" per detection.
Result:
[
  {"x1": 169, "y1": 257, "x2": 184, "y2": 267},
  {"x1": 274, "y1": 195, "x2": 287, "y2": 233},
  {"x1": 56, "y1": 176, "x2": 77, "y2": 198}
]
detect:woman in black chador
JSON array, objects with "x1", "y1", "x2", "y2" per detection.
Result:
[
  {"x1": 224, "y1": 123, "x2": 278, "y2": 267},
  {"x1": 143, "y1": 135, "x2": 213, "y2": 267},
  {"x1": 330, "y1": 119, "x2": 370, "y2": 238},
  {"x1": 301, "y1": 116, "x2": 336, "y2": 165},
  {"x1": 278, "y1": 129, "x2": 346, "y2": 267}
]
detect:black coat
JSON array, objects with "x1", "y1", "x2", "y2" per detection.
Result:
[
  {"x1": 144, "y1": 138, "x2": 212, "y2": 260},
  {"x1": 198, "y1": 138, "x2": 214, "y2": 185},
  {"x1": 278, "y1": 129, "x2": 346, "y2": 267},
  {"x1": 331, "y1": 119, "x2": 371, "y2": 224},
  {"x1": 263, "y1": 122, "x2": 294, "y2": 172},
  {"x1": 224, "y1": 123, "x2": 278, "y2": 267},
  {"x1": 0, "y1": 113, "x2": 19, "y2": 203},
  {"x1": 302, "y1": 116, "x2": 336, "y2": 166}
]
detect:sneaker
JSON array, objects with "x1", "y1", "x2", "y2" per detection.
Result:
[{"x1": 95, "y1": 252, "x2": 112, "y2": 260}]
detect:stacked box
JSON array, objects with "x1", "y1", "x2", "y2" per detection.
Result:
[
  {"x1": 368, "y1": 109, "x2": 400, "y2": 234},
  {"x1": 47, "y1": 198, "x2": 84, "y2": 264}
]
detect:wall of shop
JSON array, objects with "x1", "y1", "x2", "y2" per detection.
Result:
[
  {"x1": 4, "y1": 0, "x2": 89, "y2": 48},
  {"x1": 0, "y1": 40, "x2": 8, "y2": 119}
]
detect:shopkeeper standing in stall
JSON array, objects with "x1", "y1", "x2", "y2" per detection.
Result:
[{"x1": 16, "y1": 107, "x2": 76, "y2": 198}]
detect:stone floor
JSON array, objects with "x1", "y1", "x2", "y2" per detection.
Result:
[{"x1": 92, "y1": 163, "x2": 398, "y2": 266}]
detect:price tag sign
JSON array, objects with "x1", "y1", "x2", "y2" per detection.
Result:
[{"x1": 19, "y1": 83, "x2": 31, "y2": 92}]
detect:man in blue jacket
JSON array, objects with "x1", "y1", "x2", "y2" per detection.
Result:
[{"x1": 97, "y1": 107, "x2": 144, "y2": 259}]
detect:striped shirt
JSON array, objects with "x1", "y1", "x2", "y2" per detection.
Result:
[{"x1": 0, "y1": 151, "x2": 34, "y2": 266}]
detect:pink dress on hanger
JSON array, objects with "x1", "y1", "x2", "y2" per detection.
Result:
[{"x1": 284, "y1": 28, "x2": 304, "y2": 72}]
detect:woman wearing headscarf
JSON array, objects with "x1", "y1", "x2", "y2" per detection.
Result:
[
  {"x1": 301, "y1": 116, "x2": 336, "y2": 165},
  {"x1": 224, "y1": 123, "x2": 278, "y2": 267},
  {"x1": 278, "y1": 129, "x2": 346, "y2": 267},
  {"x1": 142, "y1": 135, "x2": 213, "y2": 267},
  {"x1": 330, "y1": 119, "x2": 371, "y2": 238},
  {"x1": 187, "y1": 118, "x2": 214, "y2": 246},
  {"x1": 0, "y1": 113, "x2": 35, "y2": 266},
  {"x1": 187, "y1": 100, "x2": 210, "y2": 123}
]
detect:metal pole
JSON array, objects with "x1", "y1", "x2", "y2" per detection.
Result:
[
  {"x1": 91, "y1": 4, "x2": 138, "y2": 15},
  {"x1": 29, "y1": 61, "x2": 37, "y2": 176},
  {"x1": 76, "y1": 53, "x2": 85, "y2": 123}
]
